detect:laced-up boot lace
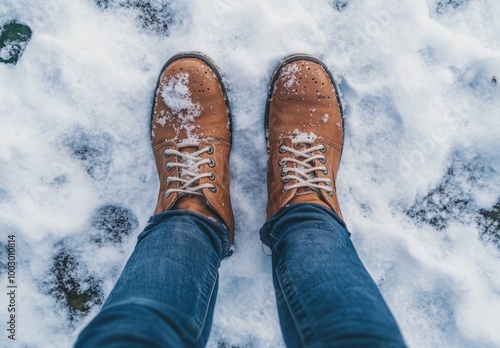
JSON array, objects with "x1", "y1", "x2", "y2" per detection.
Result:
[
  {"x1": 163, "y1": 142, "x2": 216, "y2": 198},
  {"x1": 278, "y1": 138, "x2": 333, "y2": 196}
]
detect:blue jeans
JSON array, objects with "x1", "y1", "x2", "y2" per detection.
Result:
[{"x1": 75, "y1": 204, "x2": 405, "y2": 347}]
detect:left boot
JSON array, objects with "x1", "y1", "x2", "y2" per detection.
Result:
[{"x1": 150, "y1": 52, "x2": 234, "y2": 241}]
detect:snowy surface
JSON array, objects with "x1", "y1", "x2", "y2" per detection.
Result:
[{"x1": 1, "y1": 0, "x2": 500, "y2": 347}]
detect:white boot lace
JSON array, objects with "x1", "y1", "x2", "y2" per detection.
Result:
[
  {"x1": 163, "y1": 142, "x2": 216, "y2": 198},
  {"x1": 279, "y1": 139, "x2": 332, "y2": 195}
]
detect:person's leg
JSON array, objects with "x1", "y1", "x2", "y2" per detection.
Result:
[
  {"x1": 261, "y1": 204, "x2": 405, "y2": 347},
  {"x1": 76, "y1": 210, "x2": 231, "y2": 347},
  {"x1": 76, "y1": 52, "x2": 235, "y2": 347},
  {"x1": 262, "y1": 54, "x2": 405, "y2": 347}
]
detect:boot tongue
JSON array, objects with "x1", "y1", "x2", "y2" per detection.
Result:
[
  {"x1": 172, "y1": 195, "x2": 221, "y2": 223},
  {"x1": 288, "y1": 191, "x2": 330, "y2": 210}
]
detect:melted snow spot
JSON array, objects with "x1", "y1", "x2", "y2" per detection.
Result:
[
  {"x1": 161, "y1": 72, "x2": 199, "y2": 113},
  {"x1": 289, "y1": 129, "x2": 318, "y2": 141},
  {"x1": 157, "y1": 116, "x2": 167, "y2": 127},
  {"x1": 156, "y1": 72, "x2": 204, "y2": 140},
  {"x1": 280, "y1": 63, "x2": 301, "y2": 90}
]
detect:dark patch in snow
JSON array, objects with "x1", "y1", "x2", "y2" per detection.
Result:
[
  {"x1": 407, "y1": 166, "x2": 473, "y2": 230},
  {"x1": 217, "y1": 341, "x2": 246, "y2": 348},
  {"x1": 479, "y1": 202, "x2": 500, "y2": 247},
  {"x1": 64, "y1": 128, "x2": 113, "y2": 181},
  {"x1": 492, "y1": 76, "x2": 497, "y2": 85},
  {"x1": 93, "y1": 0, "x2": 177, "y2": 35},
  {"x1": 90, "y1": 205, "x2": 139, "y2": 245},
  {"x1": 0, "y1": 21, "x2": 32, "y2": 65},
  {"x1": 48, "y1": 247, "x2": 104, "y2": 320},
  {"x1": 94, "y1": 0, "x2": 112, "y2": 7},
  {"x1": 52, "y1": 175, "x2": 67, "y2": 187},
  {"x1": 435, "y1": 0, "x2": 469, "y2": 14},
  {"x1": 407, "y1": 150, "x2": 500, "y2": 249},
  {"x1": 406, "y1": 153, "x2": 493, "y2": 230},
  {"x1": 330, "y1": 0, "x2": 349, "y2": 12}
]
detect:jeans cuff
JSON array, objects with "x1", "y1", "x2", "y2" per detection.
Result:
[
  {"x1": 143, "y1": 210, "x2": 233, "y2": 258},
  {"x1": 259, "y1": 203, "x2": 348, "y2": 247}
]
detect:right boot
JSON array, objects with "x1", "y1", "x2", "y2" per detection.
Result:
[
  {"x1": 265, "y1": 54, "x2": 345, "y2": 221},
  {"x1": 150, "y1": 52, "x2": 234, "y2": 242}
]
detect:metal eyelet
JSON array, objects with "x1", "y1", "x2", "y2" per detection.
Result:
[
  {"x1": 166, "y1": 163, "x2": 173, "y2": 171},
  {"x1": 164, "y1": 192, "x2": 171, "y2": 198},
  {"x1": 208, "y1": 172, "x2": 215, "y2": 181},
  {"x1": 164, "y1": 150, "x2": 171, "y2": 158},
  {"x1": 278, "y1": 158, "x2": 286, "y2": 166},
  {"x1": 283, "y1": 178, "x2": 290, "y2": 183},
  {"x1": 210, "y1": 186, "x2": 217, "y2": 193},
  {"x1": 319, "y1": 157, "x2": 326, "y2": 164},
  {"x1": 320, "y1": 144, "x2": 327, "y2": 153},
  {"x1": 278, "y1": 145, "x2": 286, "y2": 154},
  {"x1": 281, "y1": 170, "x2": 286, "y2": 177},
  {"x1": 207, "y1": 146, "x2": 214, "y2": 154},
  {"x1": 208, "y1": 159, "x2": 216, "y2": 168},
  {"x1": 281, "y1": 186, "x2": 287, "y2": 193},
  {"x1": 322, "y1": 169, "x2": 328, "y2": 175},
  {"x1": 328, "y1": 191, "x2": 333, "y2": 197}
]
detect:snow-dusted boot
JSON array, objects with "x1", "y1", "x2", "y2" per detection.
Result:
[
  {"x1": 150, "y1": 52, "x2": 234, "y2": 241},
  {"x1": 265, "y1": 54, "x2": 344, "y2": 220}
]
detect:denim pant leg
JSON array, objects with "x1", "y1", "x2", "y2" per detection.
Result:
[
  {"x1": 260, "y1": 204, "x2": 406, "y2": 348},
  {"x1": 75, "y1": 210, "x2": 232, "y2": 348}
]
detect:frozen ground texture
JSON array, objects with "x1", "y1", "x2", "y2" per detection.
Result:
[{"x1": 1, "y1": 0, "x2": 500, "y2": 347}]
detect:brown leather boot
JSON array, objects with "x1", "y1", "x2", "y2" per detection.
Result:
[
  {"x1": 151, "y1": 52, "x2": 234, "y2": 241},
  {"x1": 265, "y1": 54, "x2": 344, "y2": 220}
]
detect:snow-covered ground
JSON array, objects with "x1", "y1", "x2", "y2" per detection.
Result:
[{"x1": 1, "y1": 0, "x2": 500, "y2": 346}]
